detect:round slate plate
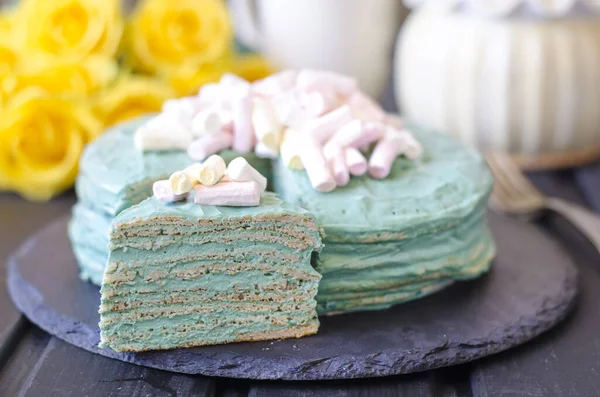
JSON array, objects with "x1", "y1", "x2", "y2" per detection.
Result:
[{"x1": 7, "y1": 212, "x2": 578, "y2": 380}]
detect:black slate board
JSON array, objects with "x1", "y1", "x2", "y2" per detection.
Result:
[{"x1": 6, "y1": 212, "x2": 578, "y2": 380}]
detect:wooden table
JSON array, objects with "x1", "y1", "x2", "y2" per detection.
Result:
[{"x1": 1, "y1": 169, "x2": 600, "y2": 396}]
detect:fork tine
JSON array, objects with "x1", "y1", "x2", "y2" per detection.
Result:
[
  {"x1": 485, "y1": 154, "x2": 517, "y2": 210},
  {"x1": 485, "y1": 152, "x2": 545, "y2": 213},
  {"x1": 485, "y1": 153, "x2": 520, "y2": 203},
  {"x1": 493, "y1": 153, "x2": 542, "y2": 200}
]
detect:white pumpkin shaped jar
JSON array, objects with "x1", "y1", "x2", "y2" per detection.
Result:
[{"x1": 395, "y1": 0, "x2": 600, "y2": 169}]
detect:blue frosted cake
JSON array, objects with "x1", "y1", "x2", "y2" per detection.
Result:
[{"x1": 70, "y1": 70, "x2": 495, "y2": 351}]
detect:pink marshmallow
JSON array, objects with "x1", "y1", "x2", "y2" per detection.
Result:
[
  {"x1": 345, "y1": 147, "x2": 368, "y2": 176},
  {"x1": 187, "y1": 132, "x2": 233, "y2": 162},
  {"x1": 153, "y1": 180, "x2": 187, "y2": 202},
  {"x1": 296, "y1": 70, "x2": 357, "y2": 98},
  {"x1": 301, "y1": 89, "x2": 339, "y2": 117},
  {"x1": 324, "y1": 143, "x2": 349, "y2": 187},
  {"x1": 193, "y1": 181, "x2": 261, "y2": 207},
  {"x1": 327, "y1": 120, "x2": 384, "y2": 149},
  {"x1": 232, "y1": 93, "x2": 255, "y2": 153},
  {"x1": 299, "y1": 137, "x2": 336, "y2": 192},
  {"x1": 304, "y1": 105, "x2": 354, "y2": 143},
  {"x1": 368, "y1": 128, "x2": 408, "y2": 179},
  {"x1": 348, "y1": 91, "x2": 386, "y2": 122}
]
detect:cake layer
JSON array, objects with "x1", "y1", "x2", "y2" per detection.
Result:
[{"x1": 100, "y1": 318, "x2": 319, "y2": 352}]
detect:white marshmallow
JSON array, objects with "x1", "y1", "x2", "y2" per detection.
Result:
[
  {"x1": 169, "y1": 163, "x2": 204, "y2": 194},
  {"x1": 299, "y1": 137, "x2": 336, "y2": 192},
  {"x1": 187, "y1": 132, "x2": 233, "y2": 162},
  {"x1": 226, "y1": 157, "x2": 268, "y2": 192},
  {"x1": 220, "y1": 73, "x2": 251, "y2": 93},
  {"x1": 198, "y1": 154, "x2": 226, "y2": 186},
  {"x1": 193, "y1": 181, "x2": 261, "y2": 207},
  {"x1": 304, "y1": 105, "x2": 354, "y2": 143},
  {"x1": 197, "y1": 83, "x2": 224, "y2": 104},
  {"x1": 232, "y1": 93, "x2": 255, "y2": 153},
  {"x1": 323, "y1": 143, "x2": 349, "y2": 187},
  {"x1": 301, "y1": 90, "x2": 339, "y2": 117},
  {"x1": 162, "y1": 97, "x2": 197, "y2": 120},
  {"x1": 345, "y1": 147, "x2": 368, "y2": 176},
  {"x1": 153, "y1": 180, "x2": 187, "y2": 202},
  {"x1": 255, "y1": 142, "x2": 279, "y2": 159},
  {"x1": 252, "y1": 70, "x2": 297, "y2": 98},
  {"x1": 191, "y1": 107, "x2": 226, "y2": 137},
  {"x1": 280, "y1": 130, "x2": 304, "y2": 170},
  {"x1": 272, "y1": 93, "x2": 312, "y2": 130},
  {"x1": 400, "y1": 130, "x2": 423, "y2": 160},
  {"x1": 251, "y1": 98, "x2": 282, "y2": 151},
  {"x1": 134, "y1": 115, "x2": 193, "y2": 152}
]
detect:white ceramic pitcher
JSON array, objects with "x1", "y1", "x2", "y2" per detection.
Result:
[{"x1": 229, "y1": 0, "x2": 403, "y2": 99}]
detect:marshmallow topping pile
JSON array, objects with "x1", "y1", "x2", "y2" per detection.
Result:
[
  {"x1": 153, "y1": 155, "x2": 267, "y2": 207},
  {"x1": 135, "y1": 69, "x2": 422, "y2": 193}
]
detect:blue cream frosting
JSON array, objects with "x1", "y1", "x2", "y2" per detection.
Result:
[{"x1": 70, "y1": 117, "x2": 495, "y2": 314}]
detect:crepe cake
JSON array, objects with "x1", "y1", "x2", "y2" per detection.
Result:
[{"x1": 98, "y1": 193, "x2": 323, "y2": 352}]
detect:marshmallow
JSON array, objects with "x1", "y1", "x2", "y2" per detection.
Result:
[
  {"x1": 401, "y1": 130, "x2": 424, "y2": 160},
  {"x1": 251, "y1": 98, "x2": 282, "y2": 151},
  {"x1": 280, "y1": 130, "x2": 304, "y2": 170},
  {"x1": 192, "y1": 106, "x2": 233, "y2": 137},
  {"x1": 368, "y1": 128, "x2": 409, "y2": 179},
  {"x1": 348, "y1": 91, "x2": 386, "y2": 122},
  {"x1": 385, "y1": 114, "x2": 404, "y2": 130},
  {"x1": 220, "y1": 73, "x2": 251, "y2": 92},
  {"x1": 299, "y1": 137, "x2": 336, "y2": 192},
  {"x1": 197, "y1": 83, "x2": 224, "y2": 104},
  {"x1": 272, "y1": 93, "x2": 312, "y2": 130},
  {"x1": 252, "y1": 70, "x2": 297, "y2": 98},
  {"x1": 134, "y1": 115, "x2": 193, "y2": 152},
  {"x1": 198, "y1": 154, "x2": 226, "y2": 186},
  {"x1": 169, "y1": 163, "x2": 204, "y2": 194},
  {"x1": 226, "y1": 157, "x2": 267, "y2": 192},
  {"x1": 345, "y1": 147, "x2": 368, "y2": 176},
  {"x1": 304, "y1": 105, "x2": 354, "y2": 143},
  {"x1": 232, "y1": 93, "x2": 255, "y2": 153},
  {"x1": 193, "y1": 181, "x2": 261, "y2": 207},
  {"x1": 324, "y1": 143, "x2": 349, "y2": 187},
  {"x1": 301, "y1": 90, "x2": 339, "y2": 117},
  {"x1": 326, "y1": 119, "x2": 382, "y2": 149},
  {"x1": 153, "y1": 180, "x2": 187, "y2": 202},
  {"x1": 255, "y1": 142, "x2": 279, "y2": 159},
  {"x1": 187, "y1": 132, "x2": 233, "y2": 162},
  {"x1": 162, "y1": 97, "x2": 197, "y2": 120},
  {"x1": 297, "y1": 70, "x2": 357, "y2": 98}
]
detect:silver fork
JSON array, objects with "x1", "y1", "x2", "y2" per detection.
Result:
[{"x1": 485, "y1": 152, "x2": 600, "y2": 253}]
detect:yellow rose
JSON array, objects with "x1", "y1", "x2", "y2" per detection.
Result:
[
  {"x1": 94, "y1": 75, "x2": 176, "y2": 127},
  {"x1": 5, "y1": 55, "x2": 118, "y2": 98},
  {"x1": 0, "y1": 9, "x2": 14, "y2": 35},
  {"x1": 0, "y1": 89, "x2": 102, "y2": 201},
  {"x1": 14, "y1": 0, "x2": 123, "y2": 60},
  {"x1": 0, "y1": 40, "x2": 20, "y2": 108},
  {"x1": 127, "y1": 0, "x2": 232, "y2": 74},
  {"x1": 234, "y1": 54, "x2": 275, "y2": 82}
]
